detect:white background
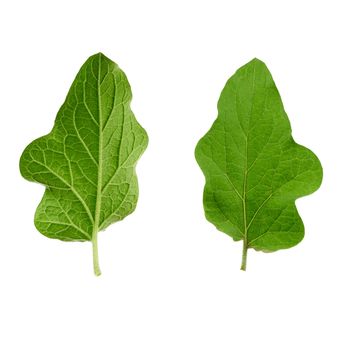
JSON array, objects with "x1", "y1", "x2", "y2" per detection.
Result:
[{"x1": 0, "y1": 0, "x2": 342, "y2": 349}]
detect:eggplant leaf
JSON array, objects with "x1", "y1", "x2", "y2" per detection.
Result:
[
  {"x1": 195, "y1": 58, "x2": 322, "y2": 270},
  {"x1": 20, "y1": 53, "x2": 148, "y2": 276}
]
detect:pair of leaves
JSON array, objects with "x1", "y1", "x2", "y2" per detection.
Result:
[
  {"x1": 20, "y1": 53, "x2": 148, "y2": 275},
  {"x1": 20, "y1": 54, "x2": 322, "y2": 275},
  {"x1": 195, "y1": 58, "x2": 322, "y2": 270}
]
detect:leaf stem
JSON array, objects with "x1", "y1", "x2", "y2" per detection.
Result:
[
  {"x1": 240, "y1": 239, "x2": 248, "y2": 271},
  {"x1": 91, "y1": 53, "x2": 103, "y2": 277},
  {"x1": 92, "y1": 231, "x2": 101, "y2": 276}
]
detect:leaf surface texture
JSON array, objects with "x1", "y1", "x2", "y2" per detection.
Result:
[
  {"x1": 20, "y1": 53, "x2": 148, "y2": 275},
  {"x1": 195, "y1": 59, "x2": 322, "y2": 270}
]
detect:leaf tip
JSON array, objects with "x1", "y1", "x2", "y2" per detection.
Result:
[
  {"x1": 89, "y1": 52, "x2": 112, "y2": 64},
  {"x1": 248, "y1": 57, "x2": 266, "y2": 67}
]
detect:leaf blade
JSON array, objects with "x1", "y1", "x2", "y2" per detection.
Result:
[
  {"x1": 20, "y1": 53, "x2": 148, "y2": 275},
  {"x1": 195, "y1": 58, "x2": 322, "y2": 269}
]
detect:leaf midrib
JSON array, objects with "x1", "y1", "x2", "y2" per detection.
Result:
[
  {"x1": 239, "y1": 66, "x2": 273, "y2": 247},
  {"x1": 93, "y1": 54, "x2": 103, "y2": 236},
  {"x1": 236, "y1": 64, "x2": 256, "y2": 248}
]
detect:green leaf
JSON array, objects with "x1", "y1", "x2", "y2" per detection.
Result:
[
  {"x1": 20, "y1": 53, "x2": 148, "y2": 276},
  {"x1": 195, "y1": 58, "x2": 322, "y2": 270}
]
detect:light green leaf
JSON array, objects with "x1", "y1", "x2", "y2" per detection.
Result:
[
  {"x1": 20, "y1": 53, "x2": 148, "y2": 276},
  {"x1": 195, "y1": 58, "x2": 322, "y2": 270}
]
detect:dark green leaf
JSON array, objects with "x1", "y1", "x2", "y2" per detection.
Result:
[{"x1": 195, "y1": 58, "x2": 322, "y2": 270}]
